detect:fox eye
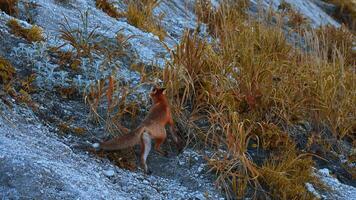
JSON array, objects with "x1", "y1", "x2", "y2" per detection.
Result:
[{"x1": 152, "y1": 88, "x2": 157, "y2": 94}]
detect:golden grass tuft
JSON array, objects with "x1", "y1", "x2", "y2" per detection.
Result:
[
  {"x1": 125, "y1": 0, "x2": 166, "y2": 40},
  {"x1": 0, "y1": 57, "x2": 16, "y2": 84},
  {"x1": 6, "y1": 19, "x2": 44, "y2": 42},
  {"x1": 95, "y1": 0, "x2": 166, "y2": 40},
  {"x1": 96, "y1": 0, "x2": 123, "y2": 19},
  {"x1": 315, "y1": 25, "x2": 355, "y2": 65},
  {"x1": 0, "y1": 0, "x2": 18, "y2": 16},
  {"x1": 259, "y1": 151, "x2": 316, "y2": 200}
]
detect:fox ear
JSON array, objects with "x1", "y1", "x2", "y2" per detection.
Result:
[
  {"x1": 151, "y1": 87, "x2": 157, "y2": 94},
  {"x1": 162, "y1": 88, "x2": 166, "y2": 94}
]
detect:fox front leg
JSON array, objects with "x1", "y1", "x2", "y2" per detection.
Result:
[{"x1": 168, "y1": 121, "x2": 184, "y2": 153}]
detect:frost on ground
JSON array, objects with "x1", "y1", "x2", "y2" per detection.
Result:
[
  {"x1": 250, "y1": 0, "x2": 340, "y2": 27},
  {"x1": 311, "y1": 168, "x2": 356, "y2": 200},
  {"x1": 31, "y1": 0, "x2": 198, "y2": 67},
  {"x1": 0, "y1": 105, "x2": 223, "y2": 200},
  {"x1": 0, "y1": 0, "x2": 355, "y2": 199}
]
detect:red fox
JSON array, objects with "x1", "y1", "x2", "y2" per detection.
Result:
[{"x1": 93, "y1": 86, "x2": 183, "y2": 174}]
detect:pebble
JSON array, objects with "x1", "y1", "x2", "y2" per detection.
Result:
[{"x1": 103, "y1": 169, "x2": 115, "y2": 177}]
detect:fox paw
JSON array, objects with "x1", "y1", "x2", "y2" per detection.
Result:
[{"x1": 145, "y1": 169, "x2": 152, "y2": 175}]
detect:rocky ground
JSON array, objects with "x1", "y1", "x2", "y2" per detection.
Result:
[
  {"x1": 0, "y1": 0, "x2": 355, "y2": 199},
  {"x1": 0, "y1": 103, "x2": 223, "y2": 199}
]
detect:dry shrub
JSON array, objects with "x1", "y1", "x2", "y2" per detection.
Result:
[
  {"x1": 315, "y1": 25, "x2": 355, "y2": 65},
  {"x1": 259, "y1": 151, "x2": 316, "y2": 200},
  {"x1": 159, "y1": 0, "x2": 355, "y2": 198},
  {"x1": 324, "y1": 0, "x2": 356, "y2": 31},
  {"x1": 96, "y1": 0, "x2": 123, "y2": 19},
  {"x1": 195, "y1": 0, "x2": 214, "y2": 24},
  {"x1": 57, "y1": 10, "x2": 128, "y2": 62},
  {"x1": 0, "y1": 57, "x2": 16, "y2": 84},
  {"x1": 94, "y1": 0, "x2": 166, "y2": 40},
  {"x1": 0, "y1": 0, "x2": 18, "y2": 16},
  {"x1": 195, "y1": 0, "x2": 249, "y2": 37},
  {"x1": 58, "y1": 121, "x2": 86, "y2": 135},
  {"x1": 277, "y1": 1, "x2": 310, "y2": 29},
  {"x1": 6, "y1": 19, "x2": 44, "y2": 42},
  {"x1": 208, "y1": 118, "x2": 261, "y2": 199},
  {"x1": 58, "y1": 11, "x2": 100, "y2": 60},
  {"x1": 255, "y1": 122, "x2": 293, "y2": 150},
  {"x1": 84, "y1": 75, "x2": 139, "y2": 135},
  {"x1": 125, "y1": 0, "x2": 166, "y2": 40},
  {"x1": 287, "y1": 10, "x2": 309, "y2": 29}
]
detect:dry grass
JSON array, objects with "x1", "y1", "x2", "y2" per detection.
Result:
[
  {"x1": 0, "y1": 57, "x2": 16, "y2": 84},
  {"x1": 259, "y1": 151, "x2": 316, "y2": 200},
  {"x1": 96, "y1": 0, "x2": 123, "y2": 19},
  {"x1": 324, "y1": 0, "x2": 356, "y2": 31},
  {"x1": 6, "y1": 19, "x2": 44, "y2": 42},
  {"x1": 0, "y1": 0, "x2": 18, "y2": 16},
  {"x1": 315, "y1": 25, "x2": 355, "y2": 65},
  {"x1": 94, "y1": 0, "x2": 166, "y2": 40},
  {"x1": 58, "y1": 11, "x2": 100, "y2": 60},
  {"x1": 84, "y1": 75, "x2": 139, "y2": 135},
  {"x1": 157, "y1": 0, "x2": 355, "y2": 199},
  {"x1": 125, "y1": 0, "x2": 166, "y2": 40}
]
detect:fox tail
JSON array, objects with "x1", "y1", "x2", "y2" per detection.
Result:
[{"x1": 92, "y1": 127, "x2": 144, "y2": 151}]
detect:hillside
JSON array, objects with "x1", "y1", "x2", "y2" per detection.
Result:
[{"x1": 0, "y1": 0, "x2": 355, "y2": 199}]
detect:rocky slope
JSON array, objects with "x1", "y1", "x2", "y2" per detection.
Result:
[{"x1": 0, "y1": 0, "x2": 355, "y2": 199}]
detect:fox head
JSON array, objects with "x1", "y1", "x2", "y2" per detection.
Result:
[{"x1": 150, "y1": 86, "x2": 167, "y2": 103}]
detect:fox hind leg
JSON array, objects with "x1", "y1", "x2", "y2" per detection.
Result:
[{"x1": 140, "y1": 132, "x2": 152, "y2": 174}]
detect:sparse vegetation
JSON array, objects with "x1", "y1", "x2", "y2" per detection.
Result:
[
  {"x1": 58, "y1": 11, "x2": 101, "y2": 60},
  {"x1": 6, "y1": 19, "x2": 44, "y2": 42},
  {"x1": 95, "y1": 0, "x2": 166, "y2": 41},
  {"x1": 125, "y1": 0, "x2": 166, "y2": 40}
]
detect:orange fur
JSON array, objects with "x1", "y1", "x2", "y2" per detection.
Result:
[{"x1": 97, "y1": 86, "x2": 182, "y2": 173}]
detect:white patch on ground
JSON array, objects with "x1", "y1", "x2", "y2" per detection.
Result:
[
  {"x1": 307, "y1": 168, "x2": 356, "y2": 200},
  {"x1": 0, "y1": 105, "x2": 222, "y2": 199}
]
